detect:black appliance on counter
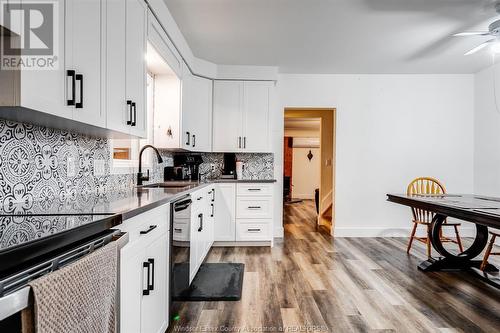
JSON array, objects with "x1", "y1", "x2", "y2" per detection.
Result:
[
  {"x1": 164, "y1": 154, "x2": 203, "y2": 181},
  {"x1": 221, "y1": 153, "x2": 236, "y2": 179}
]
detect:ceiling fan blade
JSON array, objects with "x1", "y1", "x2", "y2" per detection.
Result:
[
  {"x1": 464, "y1": 39, "x2": 495, "y2": 55},
  {"x1": 454, "y1": 31, "x2": 490, "y2": 37}
]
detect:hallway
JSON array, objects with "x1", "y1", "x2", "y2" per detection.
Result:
[{"x1": 169, "y1": 201, "x2": 500, "y2": 332}]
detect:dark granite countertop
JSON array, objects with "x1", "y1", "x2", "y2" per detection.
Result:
[
  {"x1": 0, "y1": 179, "x2": 275, "y2": 253},
  {"x1": 0, "y1": 183, "x2": 209, "y2": 218},
  {"x1": 0, "y1": 179, "x2": 276, "y2": 217},
  {"x1": 211, "y1": 179, "x2": 276, "y2": 183}
]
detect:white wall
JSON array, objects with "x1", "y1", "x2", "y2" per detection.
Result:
[
  {"x1": 292, "y1": 147, "x2": 320, "y2": 199},
  {"x1": 274, "y1": 74, "x2": 475, "y2": 237},
  {"x1": 474, "y1": 64, "x2": 500, "y2": 196}
]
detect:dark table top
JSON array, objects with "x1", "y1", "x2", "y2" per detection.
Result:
[{"x1": 387, "y1": 193, "x2": 500, "y2": 229}]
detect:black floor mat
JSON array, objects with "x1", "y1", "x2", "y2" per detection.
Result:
[{"x1": 173, "y1": 263, "x2": 244, "y2": 301}]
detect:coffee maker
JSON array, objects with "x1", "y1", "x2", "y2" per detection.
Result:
[{"x1": 164, "y1": 154, "x2": 203, "y2": 181}]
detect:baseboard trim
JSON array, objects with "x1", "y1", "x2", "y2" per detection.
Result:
[
  {"x1": 333, "y1": 227, "x2": 477, "y2": 238},
  {"x1": 274, "y1": 227, "x2": 284, "y2": 238},
  {"x1": 213, "y1": 241, "x2": 272, "y2": 247}
]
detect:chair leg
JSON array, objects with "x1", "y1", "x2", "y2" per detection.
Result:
[
  {"x1": 480, "y1": 235, "x2": 496, "y2": 271},
  {"x1": 426, "y1": 224, "x2": 432, "y2": 258},
  {"x1": 407, "y1": 222, "x2": 418, "y2": 254},
  {"x1": 454, "y1": 225, "x2": 464, "y2": 253}
]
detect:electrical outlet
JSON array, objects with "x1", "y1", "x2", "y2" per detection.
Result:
[
  {"x1": 94, "y1": 159, "x2": 105, "y2": 176},
  {"x1": 67, "y1": 155, "x2": 76, "y2": 177},
  {"x1": 211, "y1": 164, "x2": 216, "y2": 172}
]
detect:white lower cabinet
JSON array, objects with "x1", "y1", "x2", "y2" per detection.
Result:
[
  {"x1": 214, "y1": 183, "x2": 273, "y2": 243},
  {"x1": 214, "y1": 184, "x2": 236, "y2": 241},
  {"x1": 189, "y1": 186, "x2": 215, "y2": 283},
  {"x1": 236, "y1": 222, "x2": 272, "y2": 241},
  {"x1": 141, "y1": 235, "x2": 168, "y2": 333},
  {"x1": 119, "y1": 205, "x2": 170, "y2": 333}
]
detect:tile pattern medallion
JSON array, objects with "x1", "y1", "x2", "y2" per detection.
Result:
[{"x1": 0, "y1": 119, "x2": 274, "y2": 248}]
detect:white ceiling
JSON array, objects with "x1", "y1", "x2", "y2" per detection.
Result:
[{"x1": 163, "y1": 0, "x2": 500, "y2": 74}]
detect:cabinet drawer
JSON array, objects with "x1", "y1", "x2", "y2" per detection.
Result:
[
  {"x1": 118, "y1": 205, "x2": 169, "y2": 244},
  {"x1": 173, "y1": 222, "x2": 189, "y2": 241},
  {"x1": 236, "y1": 222, "x2": 271, "y2": 241},
  {"x1": 236, "y1": 197, "x2": 272, "y2": 219},
  {"x1": 237, "y1": 183, "x2": 273, "y2": 196}
]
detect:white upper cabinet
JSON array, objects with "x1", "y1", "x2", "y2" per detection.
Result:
[
  {"x1": 213, "y1": 81, "x2": 272, "y2": 153},
  {"x1": 181, "y1": 63, "x2": 213, "y2": 152},
  {"x1": 126, "y1": 0, "x2": 147, "y2": 137},
  {"x1": 243, "y1": 81, "x2": 272, "y2": 152},
  {"x1": 212, "y1": 81, "x2": 243, "y2": 152},
  {"x1": 105, "y1": 0, "x2": 127, "y2": 134},
  {"x1": 0, "y1": 0, "x2": 104, "y2": 126},
  {"x1": 15, "y1": 0, "x2": 68, "y2": 119},
  {"x1": 65, "y1": 0, "x2": 104, "y2": 127},
  {"x1": 106, "y1": 0, "x2": 147, "y2": 137}
]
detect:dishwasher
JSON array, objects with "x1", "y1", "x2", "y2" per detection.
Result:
[{"x1": 170, "y1": 195, "x2": 193, "y2": 300}]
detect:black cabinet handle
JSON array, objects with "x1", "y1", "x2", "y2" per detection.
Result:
[
  {"x1": 186, "y1": 132, "x2": 190, "y2": 146},
  {"x1": 212, "y1": 188, "x2": 216, "y2": 202},
  {"x1": 67, "y1": 70, "x2": 76, "y2": 106},
  {"x1": 238, "y1": 136, "x2": 241, "y2": 149},
  {"x1": 211, "y1": 203, "x2": 214, "y2": 217},
  {"x1": 75, "y1": 74, "x2": 83, "y2": 109},
  {"x1": 140, "y1": 225, "x2": 157, "y2": 235},
  {"x1": 148, "y1": 258, "x2": 155, "y2": 291},
  {"x1": 142, "y1": 262, "x2": 150, "y2": 295},
  {"x1": 243, "y1": 137, "x2": 246, "y2": 149},
  {"x1": 248, "y1": 188, "x2": 262, "y2": 191},
  {"x1": 131, "y1": 102, "x2": 136, "y2": 126},
  {"x1": 198, "y1": 213, "x2": 203, "y2": 232},
  {"x1": 247, "y1": 228, "x2": 261, "y2": 232},
  {"x1": 126, "y1": 100, "x2": 132, "y2": 125},
  {"x1": 192, "y1": 134, "x2": 196, "y2": 147},
  {"x1": 248, "y1": 206, "x2": 262, "y2": 209},
  {"x1": 197, "y1": 196, "x2": 203, "y2": 201},
  {"x1": 174, "y1": 228, "x2": 182, "y2": 233}
]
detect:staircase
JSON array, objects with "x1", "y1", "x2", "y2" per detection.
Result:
[{"x1": 318, "y1": 201, "x2": 333, "y2": 235}]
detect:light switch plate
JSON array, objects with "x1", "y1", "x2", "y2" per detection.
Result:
[
  {"x1": 67, "y1": 155, "x2": 76, "y2": 177},
  {"x1": 94, "y1": 159, "x2": 105, "y2": 176}
]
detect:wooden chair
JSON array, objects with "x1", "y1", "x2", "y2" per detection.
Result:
[
  {"x1": 480, "y1": 231, "x2": 500, "y2": 271},
  {"x1": 406, "y1": 177, "x2": 464, "y2": 258}
]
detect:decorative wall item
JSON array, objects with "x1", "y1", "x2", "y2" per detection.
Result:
[
  {"x1": 0, "y1": 119, "x2": 274, "y2": 249},
  {"x1": 307, "y1": 150, "x2": 313, "y2": 161}
]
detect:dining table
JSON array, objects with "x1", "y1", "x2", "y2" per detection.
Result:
[{"x1": 387, "y1": 193, "x2": 500, "y2": 288}]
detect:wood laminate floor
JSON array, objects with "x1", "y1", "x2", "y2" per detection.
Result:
[{"x1": 169, "y1": 200, "x2": 500, "y2": 333}]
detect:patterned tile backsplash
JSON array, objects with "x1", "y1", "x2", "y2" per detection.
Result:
[{"x1": 0, "y1": 119, "x2": 273, "y2": 248}]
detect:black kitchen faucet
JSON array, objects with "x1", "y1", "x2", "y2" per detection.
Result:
[{"x1": 137, "y1": 145, "x2": 163, "y2": 186}]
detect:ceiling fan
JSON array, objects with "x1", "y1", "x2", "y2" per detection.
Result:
[{"x1": 454, "y1": 3, "x2": 500, "y2": 55}]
